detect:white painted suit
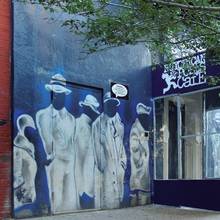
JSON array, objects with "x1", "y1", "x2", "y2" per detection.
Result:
[
  {"x1": 13, "y1": 135, "x2": 37, "y2": 209},
  {"x1": 75, "y1": 113, "x2": 95, "y2": 199},
  {"x1": 36, "y1": 105, "x2": 78, "y2": 213},
  {"x1": 92, "y1": 112, "x2": 127, "y2": 209},
  {"x1": 130, "y1": 118, "x2": 150, "y2": 205}
]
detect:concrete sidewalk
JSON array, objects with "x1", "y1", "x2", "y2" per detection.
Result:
[{"x1": 12, "y1": 205, "x2": 220, "y2": 220}]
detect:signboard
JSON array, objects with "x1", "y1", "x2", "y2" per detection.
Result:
[
  {"x1": 111, "y1": 82, "x2": 129, "y2": 100},
  {"x1": 152, "y1": 53, "x2": 220, "y2": 98}
]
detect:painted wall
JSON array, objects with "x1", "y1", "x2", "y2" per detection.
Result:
[
  {"x1": 0, "y1": 0, "x2": 12, "y2": 218},
  {"x1": 13, "y1": 2, "x2": 153, "y2": 218}
]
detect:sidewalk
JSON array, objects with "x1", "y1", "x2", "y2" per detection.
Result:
[{"x1": 12, "y1": 205, "x2": 220, "y2": 220}]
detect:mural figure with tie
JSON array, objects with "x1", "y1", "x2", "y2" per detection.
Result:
[{"x1": 93, "y1": 92, "x2": 127, "y2": 209}]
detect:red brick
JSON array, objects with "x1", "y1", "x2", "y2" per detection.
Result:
[{"x1": 0, "y1": 0, "x2": 12, "y2": 218}]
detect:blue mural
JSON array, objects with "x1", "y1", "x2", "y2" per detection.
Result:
[{"x1": 13, "y1": 2, "x2": 153, "y2": 218}]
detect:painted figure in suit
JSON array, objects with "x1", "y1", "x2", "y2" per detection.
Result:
[
  {"x1": 13, "y1": 114, "x2": 37, "y2": 209},
  {"x1": 130, "y1": 103, "x2": 151, "y2": 206},
  {"x1": 36, "y1": 74, "x2": 78, "y2": 213},
  {"x1": 75, "y1": 94, "x2": 100, "y2": 209},
  {"x1": 93, "y1": 92, "x2": 127, "y2": 209}
]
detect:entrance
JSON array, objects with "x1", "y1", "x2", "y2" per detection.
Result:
[
  {"x1": 50, "y1": 82, "x2": 103, "y2": 214},
  {"x1": 168, "y1": 101, "x2": 178, "y2": 179},
  {"x1": 154, "y1": 88, "x2": 220, "y2": 211}
]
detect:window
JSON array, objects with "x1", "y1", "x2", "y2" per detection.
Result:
[
  {"x1": 205, "y1": 89, "x2": 220, "y2": 178},
  {"x1": 155, "y1": 88, "x2": 220, "y2": 180}
]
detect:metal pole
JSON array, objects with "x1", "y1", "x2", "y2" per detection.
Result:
[
  {"x1": 153, "y1": 100, "x2": 157, "y2": 180},
  {"x1": 177, "y1": 96, "x2": 182, "y2": 179}
]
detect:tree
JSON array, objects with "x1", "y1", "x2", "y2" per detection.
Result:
[{"x1": 18, "y1": 0, "x2": 220, "y2": 64}]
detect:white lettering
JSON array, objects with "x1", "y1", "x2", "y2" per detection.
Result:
[{"x1": 162, "y1": 54, "x2": 206, "y2": 94}]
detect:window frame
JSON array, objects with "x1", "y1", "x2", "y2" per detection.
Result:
[{"x1": 153, "y1": 86, "x2": 220, "y2": 180}]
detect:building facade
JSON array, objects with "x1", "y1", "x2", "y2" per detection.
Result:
[
  {"x1": 12, "y1": 1, "x2": 153, "y2": 218},
  {"x1": 153, "y1": 53, "x2": 220, "y2": 211},
  {"x1": 1, "y1": 1, "x2": 220, "y2": 219}
]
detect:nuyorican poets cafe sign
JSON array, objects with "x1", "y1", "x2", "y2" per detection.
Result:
[
  {"x1": 152, "y1": 53, "x2": 210, "y2": 97},
  {"x1": 162, "y1": 53, "x2": 206, "y2": 94}
]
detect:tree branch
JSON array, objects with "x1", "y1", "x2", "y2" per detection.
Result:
[
  {"x1": 105, "y1": 2, "x2": 134, "y2": 9},
  {"x1": 148, "y1": 0, "x2": 220, "y2": 11}
]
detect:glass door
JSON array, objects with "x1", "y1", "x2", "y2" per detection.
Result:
[
  {"x1": 155, "y1": 97, "x2": 179, "y2": 179},
  {"x1": 155, "y1": 93, "x2": 204, "y2": 180},
  {"x1": 168, "y1": 101, "x2": 178, "y2": 179},
  {"x1": 180, "y1": 93, "x2": 203, "y2": 179}
]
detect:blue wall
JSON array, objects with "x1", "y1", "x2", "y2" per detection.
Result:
[
  {"x1": 154, "y1": 180, "x2": 220, "y2": 211},
  {"x1": 13, "y1": 2, "x2": 153, "y2": 218}
]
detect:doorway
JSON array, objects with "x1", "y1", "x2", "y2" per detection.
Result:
[
  {"x1": 49, "y1": 82, "x2": 103, "y2": 214},
  {"x1": 153, "y1": 92, "x2": 220, "y2": 211},
  {"x1": 168, "y1": 101, "x2": 178, "y2": 179}
]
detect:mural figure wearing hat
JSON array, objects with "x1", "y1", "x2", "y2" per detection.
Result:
[
  {"x1": 13, "y1": 114, "x2": 37, "y2": 209},
  {"x1": 36, "y1": 74, "x2": 78, "y2": 213},
  {"x1": 75, "y1": 94, "x2": 100, "y2": 209},
  {"x1": 210, "y1": 111, "x2": 220, "y2": 177},
  {"x1": 130, "y1": 103, "x2": 151, "y2": 206},
  {"x1": 92, "y1": 92, "x2": 127, "y2": 209}
]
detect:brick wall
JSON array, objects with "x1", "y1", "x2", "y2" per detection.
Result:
[{"x1": 0, "y1": 0, "x2": 12, "y2": 218}]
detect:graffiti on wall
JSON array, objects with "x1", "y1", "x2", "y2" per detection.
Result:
[{"x1": 13, "y1": 74, "x2": 152, "y2": 217}]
